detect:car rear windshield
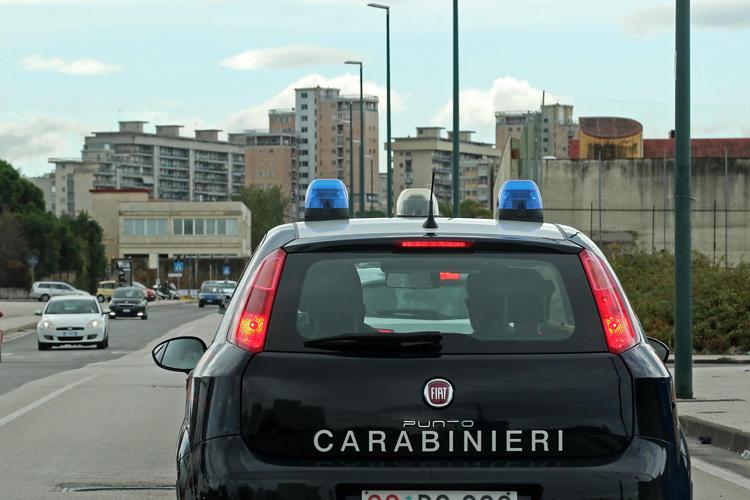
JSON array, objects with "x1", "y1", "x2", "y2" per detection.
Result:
[
  {"x1": 267, "y1": 251, "x2": 606, "y2": 354},
  {"x1": 46, "y1": 300, "x2": 99, "y2": 315},
  {"x1": 113, "y1": 288, "x2": 142, "y2": 299}
]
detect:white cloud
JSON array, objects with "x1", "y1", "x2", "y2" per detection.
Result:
[
  {"x1": 432, "y1": 76, "x2": 556, "y2": 136},
  {"x1": 626, "y1": 0, "x2": 750, "y2": 36},
  {"x1": 225, "y1": 73, "x2": 404, "y2": 131},
  {"x1": 0, "y1": 117, "x2": 89, "y2": 175},
  {"x1": 20, "y1": 54, "x2": 122, "y2": 76},
  {"x1": 221, "y1": 45, "x2": 361, "y2": 70}
]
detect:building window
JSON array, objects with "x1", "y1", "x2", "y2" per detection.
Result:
[
  {"x1": 301, "y1": 115, "x2": 308, "y2": 122},
  {"x1": 123, "y1": 218, "x2": 168, "y2": 236},
  {"x1": 183, "y1": 218, "x2": 193, "y2": 235},
  {"x1": 217, "y1": 219, "x2": 226, "y2": 234},
  {"x1": 301, "y1": 92, "x2": 308, "y2": 98},
  {"x1": 173, "y1": 219, "x2": 182, "y2": 235},
  {"x1": 301, "y1": 127, "x2": 308, "y2": 132},
  {"x1": 301, "y1": 104, "x2": 308, "y2": 110}
]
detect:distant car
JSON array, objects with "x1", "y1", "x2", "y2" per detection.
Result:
[
  {"x1": 108, "y1": 287, "x2": 148, "y2": 320},
  {"x1": 216, "y1": 280, "x2": 237, "y2": 304},
  {"x1": 36, "y1": 296, "x2": 109, "y2": 350},
  {"x1": 198, "y1": 283, "x2": 224, "y2": 308},
  {"x1": 96, "y1": 280, "x2": 116, "y2": 303},
  {"x1": 30, "y1": 281, "x2": 88, "y2": 302},
  {"x1": 133, "y1": 281, "x2": 157, "y2": 302}
]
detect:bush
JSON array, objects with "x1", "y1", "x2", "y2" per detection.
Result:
[{"x1": 607, "y1": 250, "x2": 750, "y2": 354}]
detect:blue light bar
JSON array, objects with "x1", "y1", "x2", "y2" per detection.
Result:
[
  {"x1": 497, "y1": 180, "x2": 544, "y2": 223},
  {"x1": 304, "y1": 179, "x2": 350, "y2": 222}
]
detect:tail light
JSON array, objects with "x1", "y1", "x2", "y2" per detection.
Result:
[
  {"x1": 228, "y1": 248, "x2": 286, "y2": 353},
  {"x1": 579, "y1": 249, "x2": 638, "y2": 354}
]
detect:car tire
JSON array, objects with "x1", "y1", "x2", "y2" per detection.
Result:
[
  {"x1": 199, "y1": 301, "x2": 205, "y2": 308},
  {"x1": 37, "y1": 341, "x2": 51, "y2": 351},
  {"x1": 40, "y1": 294, "x2": 50, "y2": 302},
  {"x1": 141, "y1": 314, "x2": 148, "y2": 320},
  {"x1": 96, "y1": 336, "x2": 109, "y2": 349},
  {"x1": 97, "y1": 294, "x2": 105, "y2": 303}
]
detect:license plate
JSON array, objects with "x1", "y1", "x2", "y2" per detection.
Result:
[
  {"x1": 60, "y1": 331, "x2": 78, "y2": 337},
  {"x1": 122, "y1": 308, "x2": 131, "y2": 313},
  {"x1": 362, "y1": 492, "x2": 517, "y2": 500}
]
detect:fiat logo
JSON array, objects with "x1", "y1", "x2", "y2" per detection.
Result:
[{"x1": 424, "y1": 378, "x2": 453, "y2": 408}]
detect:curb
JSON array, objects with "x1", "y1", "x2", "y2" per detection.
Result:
[
  {"x1": 667, "y1": 357, "x2": 750, "y2": 365},
  {"x1": 679, "y1": 415, "x2": 750, "y2": 454}
]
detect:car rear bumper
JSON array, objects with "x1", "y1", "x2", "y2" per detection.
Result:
[
  {"x1": 198, "y1": 295, "x2": 222, "y2": 304},
  {"x1": 179, "y1": 435, "x2": 691, "y2": 500}
]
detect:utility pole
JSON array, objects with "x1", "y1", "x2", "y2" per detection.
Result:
[
  {"x1": 674, "y1": 0, "x2": 693, "y2": 399},
  {"x1": 451, "y1": 0, "x2": 460, "y2": 217}
]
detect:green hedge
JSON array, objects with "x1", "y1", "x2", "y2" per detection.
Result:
[{"x1": 607, "y1": 251, "x2": 750, "y2": 354}]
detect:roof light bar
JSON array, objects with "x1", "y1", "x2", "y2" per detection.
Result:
[
  {"x1": 395, "y1": 188, "x2": 441, "y2": 218},
  {"x1": 497, "y1": 179, "x2": 544, "y2": 223},
  {"x1": 304, "y1": 179, "x2": 350, "y2": 222}
]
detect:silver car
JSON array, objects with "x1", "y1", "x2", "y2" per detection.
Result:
[
  {"x1": 30, "y1": 281, "x2": 88, "y2": 302},
  {"x1": 36, "y1": 296, "x2": 109, "y2": 350}
]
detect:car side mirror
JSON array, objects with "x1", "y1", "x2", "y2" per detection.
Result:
[
  {"x1": 152, "y1": 336, "x2": 207, "y2": 374},
  {"x1": 35, "y1": 309, "x2": 42, "y2": 316},
  {"x1": 647, "y1": 337, "x2": 670, "y2": 363}
]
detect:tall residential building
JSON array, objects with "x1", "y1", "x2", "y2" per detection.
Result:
[
  {"x1": 242, "y1": 110, "x2": 299, "y2": 219},
  {"x1": 41, "y1": 158, "x2": 99, "y2": 216},
  {"x1": 295, "y1": 87, "x2": 380, "y2": 216},
  {"x1": 27, "y1": 172, "x2": 55, "y2": 213},
  {"x1": 81, "y1": 121, "x2": 246, "y2": 202},
  {"x1": 495, "y1": 104, "x2": 578, "y2": 159},
  {"x1": 392, "y1": 127, "x2": 501, "y2": 209}
]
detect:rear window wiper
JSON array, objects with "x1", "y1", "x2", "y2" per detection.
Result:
[{"x1": 304, "y1": 332, "x2": 443, "y2": 354}]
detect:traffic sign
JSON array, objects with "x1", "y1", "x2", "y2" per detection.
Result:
[
  {"x1": 27, "y1": 255, "x2": 38, "y2": 267},
  {"x1": 173, "y1": 260, "x2": 184, "y2": 273},
  {"x1": 168, "y1": 272, "x2": 183, "y2": 278},
  {"x1": 222, "y1": 264, "x2": 231, "y2": 276}
]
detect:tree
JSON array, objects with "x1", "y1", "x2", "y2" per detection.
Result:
[
  {"x1": 459, "y1": 199, "x2": 493, "y2": 219},
  {"x1": 438, "y1": 200, "x2": 452, "y2": 217},
  {"x1": 0, "y1": 214, "x2": 28, "y2": 287},
  {"x1": 72, "y1": 212, "x2": 107, "y2": 293},
  {"x1": 233, "y1": 185, "x2": 291, "y2": 250},
  {"x1": 0, "y1": 159, "x2": 45, "y2": 214}
]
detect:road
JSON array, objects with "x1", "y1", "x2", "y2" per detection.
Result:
[{"x1": 0, "y1": 304, "x2": 748, "y2": 499}]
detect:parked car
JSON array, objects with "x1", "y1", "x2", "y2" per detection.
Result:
[
  {"x1": 30, "y1": 281, "x2": 88, "y2": 302},
  {"x1": 96, "y1": 280, "x2": 116, "y2": 303},
  {"x1": 108, "y1": 287, "x2": 148, "y2": 319},
  {"x1": 133, "y1": 281, "x2": 157, "y2": 302},
  {"x1": 35, "y1": 296, "x2": 109, "y2": 350}
]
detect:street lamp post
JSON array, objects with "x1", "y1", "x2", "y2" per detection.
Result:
[
  {"x1": 452, "y1": 0, "x2": 460, "y2": 217},
  {"x1": 349, "y1": 101, "x2": 354, "y2": 215},
  {"x1": 346, "y1": 60, "x2": 365, "y2": 216},
  {"x1": 674, "y1": 0, "x2": 693, "y2": 399},
  {"x1": 367, "y1": 3, "x2": 392, "y2": 217}
]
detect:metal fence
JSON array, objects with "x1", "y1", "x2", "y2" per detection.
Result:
[{"x1": 545, "y1": 204, "x2": 750, "y2": 266}]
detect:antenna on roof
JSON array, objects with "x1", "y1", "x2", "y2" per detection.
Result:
[{"x1": 423, "y1": 170, "x2": 438, "y2": 230}]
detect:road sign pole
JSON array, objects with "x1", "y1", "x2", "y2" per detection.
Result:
[{"x1": 674, "y1": 0, "x2": 693, "y2": 399}]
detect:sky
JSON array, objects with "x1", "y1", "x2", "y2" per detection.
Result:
[{"x1": 2, "y1": 0, "x2": 750, "y2": 176}]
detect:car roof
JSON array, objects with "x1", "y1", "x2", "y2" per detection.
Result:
[{"x1": 292, "y1": 217, "x2": 569, "y2": 242}]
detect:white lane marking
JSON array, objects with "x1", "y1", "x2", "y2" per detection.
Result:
[
  {"x1": 692, "y1": 457, "x2": 750, "y2": 491},
  {"x1": 0, "y1": 375, "x2": 96, "y2": 429},
  {"x1": 3, "y1": 329, "x2": 35, "y2": 342}
]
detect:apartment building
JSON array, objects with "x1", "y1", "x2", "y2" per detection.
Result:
[
  {"x1": 27, "y1": 171, "x2": 56, "y2": 214},
  {"x1": 40, "y1": 158, "x2": 100, "y2": 216},
  {"x1": 392, "y1": 127, "x2": 501, "y2": 209},
  {"x1": 495, "y1": 104, "x2": 578, "y2": 159},
  {"x1": 81, "y1": 121, "x2": 246, "y2": 202},
  {"x1": 295, "y1": 87, "x2": 380, "y2": 216}
]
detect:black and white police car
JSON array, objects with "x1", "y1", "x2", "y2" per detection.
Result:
[{"x1": 152, "y1": 179, "x2": 691, "y2": 500}]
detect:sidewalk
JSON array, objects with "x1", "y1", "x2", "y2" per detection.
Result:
[{"x1": 675, "y1": 363, "x2": 750, "y2": 454}]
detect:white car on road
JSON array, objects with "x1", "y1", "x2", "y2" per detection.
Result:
[
  {"x1": 36, "y1": 296, "x2": 109, "y2": 350},
  {"x1": 30, "y1": 281, "x2": 89, "y2": 302}
]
